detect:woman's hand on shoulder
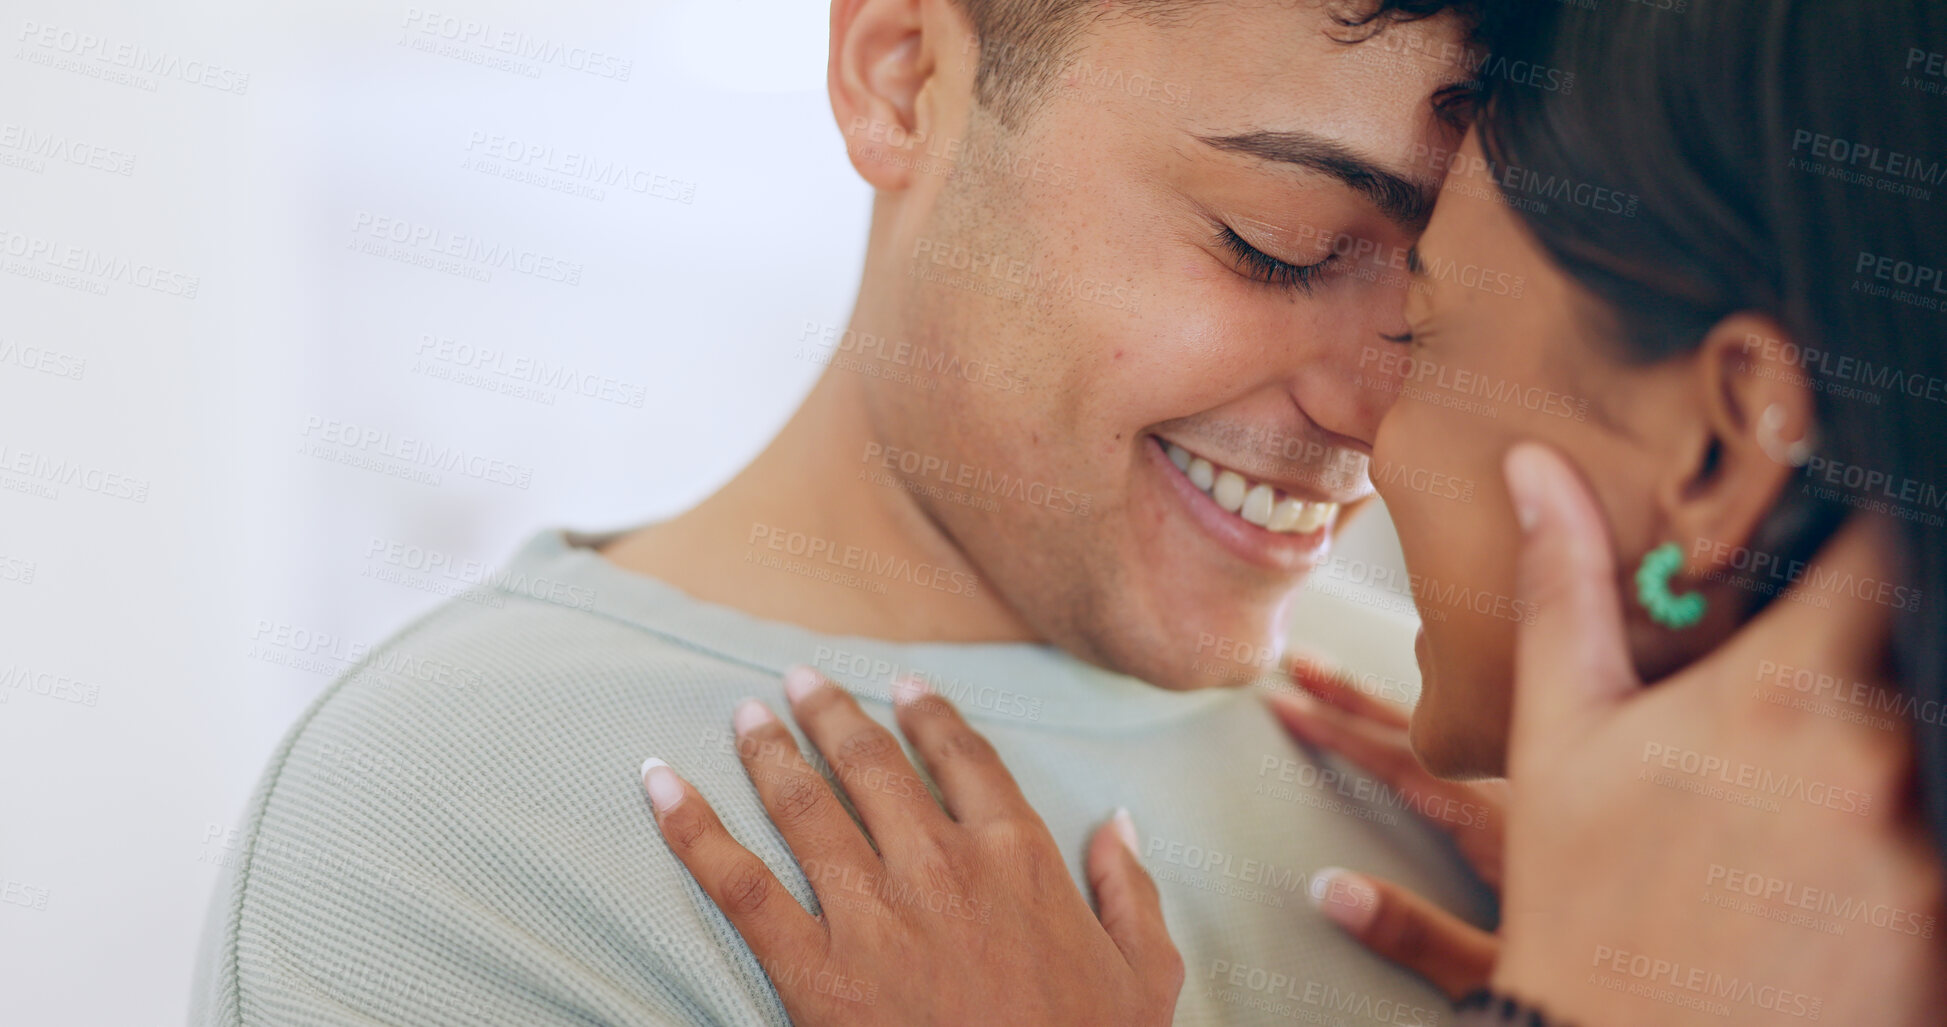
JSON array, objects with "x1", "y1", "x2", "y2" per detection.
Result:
[{"x1": 639, "y1": 669, "x2": 1183, "y2": 1026}]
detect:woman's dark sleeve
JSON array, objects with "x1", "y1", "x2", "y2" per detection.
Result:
[{"x1": 1451, "y1": 989, "x2": 1576, "y2": 1027}]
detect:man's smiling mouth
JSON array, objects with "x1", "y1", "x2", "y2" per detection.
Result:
[{"x1": 1156, "y1": 437, "x2": 1340, "y2": 535}]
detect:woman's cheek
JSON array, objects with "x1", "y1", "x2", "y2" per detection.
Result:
[{"x1": 1371, "y1": 398, "x2": 1522, "y2": 773}]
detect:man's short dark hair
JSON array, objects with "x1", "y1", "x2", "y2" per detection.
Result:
[{"x1": 954, "y1": 0, "x2": 1486, "y2": 128}]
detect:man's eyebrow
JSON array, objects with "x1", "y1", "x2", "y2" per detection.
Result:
[{"x1": 1197, "y1": 130, "x2": 1438, "y2": 229}]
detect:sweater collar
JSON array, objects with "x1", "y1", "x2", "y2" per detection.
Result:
[{"x1": 498, "y1": 529, "x2": 1236, "y2": 733}]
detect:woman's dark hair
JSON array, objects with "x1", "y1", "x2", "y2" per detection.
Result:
[{"x1": 1475, "y1": 1, "x2": 1947, "y2": 855}]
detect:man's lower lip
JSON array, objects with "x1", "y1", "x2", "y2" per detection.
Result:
[{"x1": 1148, "y1": 436, "x2": 1331, "y2": 572}]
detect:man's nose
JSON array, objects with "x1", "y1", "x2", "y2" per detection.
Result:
[
  {"x1": 1346, "y1": 336, "x2": 1408, "y2": 447},
  {"x1": 1282, "y1": 310, "x2": 1412, "y2": 451}
]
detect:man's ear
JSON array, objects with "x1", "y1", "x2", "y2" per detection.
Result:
[
  {"x1": 829, "y1": 0, "x2": 969, "y2": 191},
  {"x1": 1658, "y1": 313, "x2": 1818, "y2": 578}
]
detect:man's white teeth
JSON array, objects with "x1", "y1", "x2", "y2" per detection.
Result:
[
  {"x1": 1187, "y1": 455, "x2": 1215, "y2": 491},
  {"x1": 1241, "y1": 484, "x2": 1274, "y2": 526},
  {"x1": 1267, "y1": 497, "x2": 1306, "y2": 532},
  {"x1": 1213, "y1": 470, "x2": 1247, "y2": 513},
  {"x1": 1163, "y1": 439, "x2": 1339, "y2": 535}
]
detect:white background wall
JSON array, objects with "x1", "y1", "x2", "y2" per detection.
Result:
[{"x1": 0, "y1": 3, "x2": 1412, "y2": 1023}]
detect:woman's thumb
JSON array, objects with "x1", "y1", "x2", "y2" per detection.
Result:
[{"x1": 1504, "y1": 443, "x2": 1640, "y2": 748}]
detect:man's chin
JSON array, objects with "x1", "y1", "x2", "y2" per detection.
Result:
[
  {"x1": 1074, "y1": 622, "x2": 1286, "y2": 693},
  {"x1": 1158, "y1": 626, "x2": 1289, "y2": 692}
]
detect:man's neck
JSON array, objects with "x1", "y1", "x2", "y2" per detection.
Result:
[{"x1": 602, "y1": 359, "x2": 1038, "y2": 644}]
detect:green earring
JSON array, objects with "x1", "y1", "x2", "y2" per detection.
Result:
[{"x1": 1636, "y1": 542, "x2": 1706, "y2": 629}]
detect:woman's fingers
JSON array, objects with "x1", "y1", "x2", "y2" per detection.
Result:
[
  {"x1": 1285, "y1": 650, "x2": 1412, "y2": 729},
  {"x1": 1270, "y1": 689, "x2": 1503, "y2": 886},
  {"x1": 1086, "y1": 811, "x2": 1185, "y2": 992},
  {"x1": 641, "y1": 758, "x2": 828, "y2": 963},
  {"x1": 1267, "y1": 690, "x2": 1438, "y2": 807},
  {"x1": 1308, "y1": 867, "x2": 1497, "y2": 1002},
  {"x1": 667, "y1": 671, "x2": 1184, "y2": 1024},
  {"x1": 893, "y1": 680, "x2": 1033, "y2": 826},
  {"x1": 730, "y1": 698, "x2": 880, "y2": 879},
  {"x1": 782, "y1": 667, "x2": 950, "y2": 850}
]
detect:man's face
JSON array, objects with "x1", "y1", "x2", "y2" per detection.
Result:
[{"x1": 855, "y1": 3, "x2": 1469, "y2": 688}]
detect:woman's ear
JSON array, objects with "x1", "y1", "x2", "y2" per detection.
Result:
[
  {"x1": 1657, "y1": 312, "x2": 1818, "y2": 585},
  {"x1": 829, "y1": 0, "x2": 970, "y2": 191}
]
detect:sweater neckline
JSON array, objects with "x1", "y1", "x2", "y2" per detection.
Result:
[{"x1": 496, "y1": 528, "x2": 1235, "y2": 733}]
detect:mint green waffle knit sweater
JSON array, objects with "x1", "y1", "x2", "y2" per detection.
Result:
[{"x1": 190, "y1": 529, "x2": 1492, "y2": 1026}]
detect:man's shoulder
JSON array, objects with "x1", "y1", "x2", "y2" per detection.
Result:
[
  {"x1": 201, "y1": 593, "x2": 792, "y2": 1026},
  {"x1": 312, "y1": 588, "x2": 758, "y2": 751},
  {"x1": 263, "y1": 589, "x2": 770, "y2": 852}
]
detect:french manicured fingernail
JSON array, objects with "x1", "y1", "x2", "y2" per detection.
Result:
[
  {"x1": 892, "y1": 675, "x2": 931, "y2": 706},
  {"x1": 1272, "y1": 688, "x2": 1318, "y2": 715},
  {"x1": 1112, "y1": 807, "x2": 1141, "y2": 854},
  {"x1": 1503, "y1": 445, "x2": 1548, "y2": 533},
  {"x1": 783, "y1": 665, "x2": 821, "y2": 704},
  {"x1": 1308, "y1": 867, "x2": 1378, "y2": 934},
  {"x1": 1272, "y1": 693, "x2": 1323, "y2": 739},
  {"x1": 641, "y1": 758, "x2": 686, "y2": 813},
  {"x1": 734, "y1": 698, "x2": 775, "y2": 735}
]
